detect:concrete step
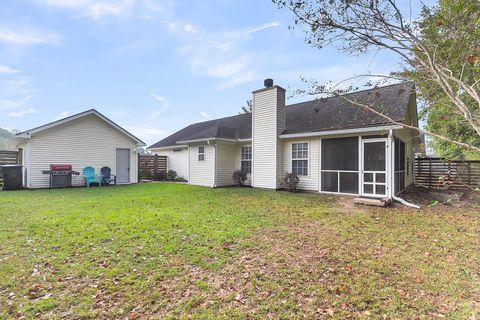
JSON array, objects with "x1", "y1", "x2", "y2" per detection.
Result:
[{"x1": 353, "y1": 197, "x2": 391, "y2": 207}]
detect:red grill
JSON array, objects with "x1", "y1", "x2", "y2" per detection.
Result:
[
  {"x1": 50, "y1": 164, "x2": 72, "y2": 171},
  {"x1": 42, "y1": 164, "x2": 78, "y2": 188}
]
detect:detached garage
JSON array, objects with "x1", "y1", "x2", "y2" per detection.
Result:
[{"x1": 15, "y1": 109, "x2": 146, "y2": 189}]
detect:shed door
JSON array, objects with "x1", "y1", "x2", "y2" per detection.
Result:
[{"x1": 116, "y1": 148, "x2": 130, "y2": 184}]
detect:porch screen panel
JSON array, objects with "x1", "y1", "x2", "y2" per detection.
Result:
[
  {"x1": 339, "y1": 172, "x2": 359, "y2": 194},
  {"x1": 321, "y1": 137, "x2": 359, "y2": 193},
  {"x1": 394, "y1": 138, "x2": 406, "y2": 194},
  {"x1": 364, "y1": 142, "x2": 386, "y2": 171},
  {"x1": 321, "y1": 172, "x2": 338, "y2": 192},
  {"x1": 321, "y1": 138, "x2": 358, "y2": 170}
]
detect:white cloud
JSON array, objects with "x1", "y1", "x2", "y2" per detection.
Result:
[
  {"x1": 55, "y1": 110, "x2": 71, "y2": 120},
  {"x1": 149, "y1": 93, "x2": 167, "y2": 103},
  {"x1": 217, "y1": 71, "x2": 256, "y2": 89},
  {"x1": 184, "y1": 24, "x2": 199, "y2": 34},
  {"x1": 171, "y1": 21, "x2": 281, "y2": 89},
  {"x1": 0, "y1": 65, "x2": 20, "y2": 74},
  {"x1": 200, "y1": 111, "x2": 211, "y2": 120},
  {"x1": 7, "y1": 107, "x2": 37, "y2": 118},
  {"x1": 36, "y1": 0, "x2": 169, "y2": 20},
  {"x1": 0, "y1": 24, "x2": 61, "y2": 46},
  {"x1": 105, "y1": 110, "x2": 129, "y2": 117},
  {"x1": 0, "y1": 95, "x2": 33, "y2": 112},
  {"x1": 122, "y1": 124, "x2": 167, "y2": 144},
  {"x1": 148, "y1": 93, "x2": 170, "y2": 120}
]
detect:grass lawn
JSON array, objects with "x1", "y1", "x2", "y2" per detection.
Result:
[{"x1": 0, "y1": 183, "x2": 479, "y2": 319}]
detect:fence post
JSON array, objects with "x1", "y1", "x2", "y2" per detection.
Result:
[
  {"x1": 138, "y1": 154, "x2": 141, "y2": 180},
  {"x1": 154, "y1": 155, "x2": 158, "y2": 179},
  {"x1": 468, "y1": 163, "x2": 471, "y2": 186},
  {"x1": 429, "y1": 158, "x2": 432, "y2": 187}
]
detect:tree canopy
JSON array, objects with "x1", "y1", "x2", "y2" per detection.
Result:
[{"x1": 273, "y1": 0, "x2": 480, "y2": 158}]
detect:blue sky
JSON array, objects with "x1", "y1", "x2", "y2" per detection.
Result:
[{"x1": 0, "y1": 0, "x2": 416, "y2": 145}]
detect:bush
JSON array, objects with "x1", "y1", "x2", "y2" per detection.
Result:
[
  {"x1": 167, "y1": 170, "x2": 177, "y2": 180},
  {"x1": 174, "y1": 176, "x2": 187, "y2": 182},
  {"x1": 282, "y1": 172, "x2": 300, "y2": 192},
  {"x1": 232, "y1": 170, "x2": 247, "y2": 186},
  {"x1": 153, "y1": 172, "x2": 166, "y2": 181}
]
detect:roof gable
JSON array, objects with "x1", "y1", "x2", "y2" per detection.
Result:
[{"x1": 16, "y1": 109, "x2": 146, "y2": 146}]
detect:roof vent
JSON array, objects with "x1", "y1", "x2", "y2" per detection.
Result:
[{"x1": 264, "y1": 78, "x2": 274, "y2": 88}]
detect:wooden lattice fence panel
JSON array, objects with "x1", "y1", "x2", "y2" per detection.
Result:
[
  {"x1": 415, "y1": 158, "x2": 480, "y2": 190},
  {"x1": 0, "y1": 150, "x2": 20, "y2": 187},
  {"x1": 138, "y1": 155, "x2": 167, "y2": 181}
]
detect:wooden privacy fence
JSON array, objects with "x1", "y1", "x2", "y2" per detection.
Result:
[
  {"x1": 0, "y1": 150, "x2": 20, "y2": 187},
  {"x1": 138, "y1": 154, "x2": 167, "y2": 181},
  {"x1": 415, "y1": 157, "x2": 480, "y2": 190}
]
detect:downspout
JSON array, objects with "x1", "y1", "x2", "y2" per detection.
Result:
[{"x1": 389, "y1": 129, "x2": 420, "y2": 209}]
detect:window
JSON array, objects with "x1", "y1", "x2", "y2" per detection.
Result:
[
  {"x1": 292, "y1": 142, "x2": 308, "y2": 176},
  {"x1": 198, "y1": 146, "x2": 205, "y2": 161},
  {"x1": 321, "y1": 137, "x2": 359, "y2": 194},
  {"x1": 241, "y1": 146, "x2": 252, "y2": 174}
]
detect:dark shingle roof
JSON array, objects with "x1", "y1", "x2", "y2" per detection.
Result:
[{"x1": 149, "y1": 82, "x2": 414, "y2": 149}]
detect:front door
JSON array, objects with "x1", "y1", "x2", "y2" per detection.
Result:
[
  {"x1": 116, "y1": 148, "x2": 130, "y2": 184},
  {"x1": 362, "y1": 139, "x2": 387, "y2": 197}
]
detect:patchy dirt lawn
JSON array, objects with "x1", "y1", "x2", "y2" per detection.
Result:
[{"x1": 1, "y1": 183, "x2": 479, "y2": 319}]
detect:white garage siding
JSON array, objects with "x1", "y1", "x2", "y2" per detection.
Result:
[
  {"x1": 150, "y1": 147, "x2": 189, "y2": 180},
  {"x1": 282, "y1": 138, "x2": 320, "y2": 192},
  {"x1": 25, "y1": 114, "x2": 138, "y2": 188},
  {"x1": 188, "y1": 144, "x2": 215, "y2": 187}
]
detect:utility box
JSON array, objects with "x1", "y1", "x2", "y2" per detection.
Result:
[{"x1": 1, "y1": 165, "x2": 23, "y2": 190}]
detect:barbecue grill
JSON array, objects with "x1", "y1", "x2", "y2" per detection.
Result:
[{"x1": 42, "y1": 164, "x2": 79, "y2": 188}]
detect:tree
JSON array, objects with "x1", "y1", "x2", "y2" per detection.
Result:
[
  {"x1": 402, "y1": 0, "x2": 480, "y2": 159},
  {"x1": 0, "y1": 128, "x2": 16, "y2": 150},
  {"x1": 272, "y1": 0, "x2": 480, "y2": 157},
  {"x1": 240, "y1": 99, "x2": 252, "y2": 114}
]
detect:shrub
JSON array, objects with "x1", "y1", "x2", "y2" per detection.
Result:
[
  {"x1": 174, "y1": 176, "x2": 187, "y2": 182},
  {"x1": 167, "y1": 170, "x2": 177, "y2": 180},
  {"x1": 232, "y1": 170, "x2": 247, "y2": 186},
  {"x1": 153, "y1": 172, "x2": 166, "y2": 181},
  {"x1": 282, "y1": 172, "x2": 300, "y2": 192}
]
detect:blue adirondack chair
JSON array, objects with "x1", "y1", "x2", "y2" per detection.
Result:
[
  {"x1": 83, "y1": 166, "x2": 102, "y2": 187},
  {"x1": 101, "y1": 166, "x2": 116, "y2": 186}
]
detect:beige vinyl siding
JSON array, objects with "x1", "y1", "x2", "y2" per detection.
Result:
[
  {"x1": 188, "y1": 144, "x2": 215, "y2": 187},
  {"x1": 393, "y1": 96, "x2": 419, "y2": 187},
  {"x1": 394, "y1": 129, "x2": 415, "y2": 187},
  {"x1": 252, "y1": 87, "x2": 283, "y2": 189},
  {"x1": 276, "y1": 89, "x2": 285, "y2": 183},
  {"x1": 234, "y1": 143, "x2": 252, "y2": 185},
  {"x1": 26, "y1": 114, "x2": 138, "y2": 188},
  {"x1": 282, "y1": 138, "x2": 320, "y2": 191},
  {"x1": 150, "y1": 147, "x2": 189, "y2": 180},
  {"x1": 215, "y1": 142, "x2": 236, "y2": 187}
]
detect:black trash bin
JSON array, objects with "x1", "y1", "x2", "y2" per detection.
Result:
[{"x1": 1, "y1": 165, "x2": 23, "y2": 190}]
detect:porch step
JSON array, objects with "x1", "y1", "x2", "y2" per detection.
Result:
[{"x1": 353, "y1": 197, "x2": 391, "y2": 207}]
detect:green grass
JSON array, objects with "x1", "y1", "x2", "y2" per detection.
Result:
[{"x1": 0, "y1": 183, "x2": 479, "y2": 319}]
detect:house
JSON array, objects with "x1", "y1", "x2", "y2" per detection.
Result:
[
  {"x1": 15, "y1": 109, "x2": 146, "y2": 189},
  {"x1": 149, "y1": 80, "x2": 419, "y2": 199}
]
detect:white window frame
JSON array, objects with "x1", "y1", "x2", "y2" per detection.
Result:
[
  {"x1": 198, "y1": 145, "x2": 205, "y2": 161},
  {"x1": 292, "y1": 142, "x2": 309, "y2": 176},
  {"x1": 240, "y1": 145, "x2": 252, "y2": 174},
  {"x1": 319, "y1": 137, "x2": 361, "y2": 196},
  {"x1": 360, "y1": 138, "x2": 388, "y2": 198}
]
